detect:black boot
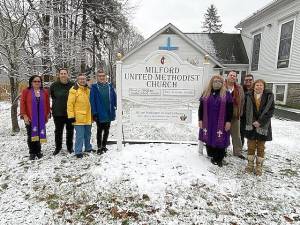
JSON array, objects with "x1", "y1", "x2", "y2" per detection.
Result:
[
  {"x1": 102, "y1": 147, "x2": 108, "y2": 153},
  {"x1": 97, "y1": 148, "x2": 104, "y2": 155},
  {"x1": 36, "y1": 152, "x2": 43, "y2": 159},
  {"x1": 217, "y1": 160, "x2": 223, "y2": 167},
  {"x1": 29, "y1": 154, "x2": 35, "y2": 160},
  {"x1": 53, "y1": 149, "x2": 60, "y2": 156},
  {"x1": 76, "y1": 154, "x2": 83, "y2": 159}
]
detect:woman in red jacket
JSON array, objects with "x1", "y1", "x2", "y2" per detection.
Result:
[{"x1": 20, "y1": 75, "x2": 50, "y2": 160}]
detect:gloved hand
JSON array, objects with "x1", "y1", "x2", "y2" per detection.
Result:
[
  {"x1": 68, "y1": 117, "x2": 76, "y2": 123},
  {"x1": 93, "y1": 114, "x2": 98, "y2": 122}
]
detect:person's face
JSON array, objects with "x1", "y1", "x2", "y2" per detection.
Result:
[
  {"x1": 227, "y1": 71, "x2": 237, "y2": 83},
  {"x1": 244, "y1": 76, "x2": 253, "y2": 89},
  {"x1": 59, "y1": 69, "x2": 69, "y2": 83},
  {"x1": 212, "y1": 78, "x2": 223, "y2": 90},
  {"x1": 254, "y1": 81, "x2": 264, "y2": 94},
  {"x1": 77, "y1": 75, "x2": 87, "y2": 86},
  {"x1": 32, "y1": 77, "x2": 42, "y2": 89},
  {"x1": 97, "y1": 72, "x2": 107, "y2": 83}
]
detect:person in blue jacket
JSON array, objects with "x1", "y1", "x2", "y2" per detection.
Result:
[{"x1": 90, "y1": 68, "x2": 117, "y2": 154}]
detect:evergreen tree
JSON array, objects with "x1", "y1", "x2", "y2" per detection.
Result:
[{"x1": 202, "y1": 4, "x2": 223, "y2": 33}]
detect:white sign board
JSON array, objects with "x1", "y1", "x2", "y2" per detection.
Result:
[
  {"x1": 130, "y1": 108, "x2": 192, "y2": 124},
  {"x1": 122, "y1": 50, "x2": 203, "y2": 106}
]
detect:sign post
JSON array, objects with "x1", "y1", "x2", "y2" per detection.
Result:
[{"x1": 116, "y1": 56, "x2": 123, "y2": 151}]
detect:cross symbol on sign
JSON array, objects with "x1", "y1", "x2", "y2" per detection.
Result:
[
  {"x1": 203, "y1": 128, "x2": 208, "y2": 135},
  {"x1": 217, "y1": 130, "x2": 223, "y2": 138},
  {"x1": 159, "y1": 37, "x2": 178, "y2": 51}
]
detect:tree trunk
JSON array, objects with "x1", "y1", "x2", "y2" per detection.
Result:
[
  {"x1": 80, "y1": 0, "x2": 87, "y2": 72},
  {"x1": 41, "y1": 0, "x2": 51, "y2": 80},
  {"x1": 9, "y1": 76, "x2": 20, "y2": 133}
]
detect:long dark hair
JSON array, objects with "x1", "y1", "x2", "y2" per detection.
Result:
[{"x1": 27, "y1": 75, "x2": 43, "y2": 89}]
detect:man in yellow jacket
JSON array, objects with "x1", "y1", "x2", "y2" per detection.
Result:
[{"x1": 67, "y1": 73, "x2": 93, "y2": 158}]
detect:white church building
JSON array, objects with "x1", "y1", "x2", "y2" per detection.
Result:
[{"x1": 236, "y1": 0, "x2": 300, "y2": 108}]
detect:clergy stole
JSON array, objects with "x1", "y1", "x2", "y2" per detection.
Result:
[{"x1": 31, "y1": 88, "x2": 47, "y2": 143}]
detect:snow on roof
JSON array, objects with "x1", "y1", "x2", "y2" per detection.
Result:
[{"x1": 185, "y1": 33, "x2": 249, "y2": 65}]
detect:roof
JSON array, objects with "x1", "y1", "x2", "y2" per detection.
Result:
[
  {"x1": 235, "y1": 0, "x2": 293, "y2": 28},
  {"x1": 185, "y1": 33, "x2": 249, "y2": 65},
  {"x1": 122, "y1": 23, "x2": 224, "y2": 68},
  {"x1": 122, "y1": 23, "x2": 248, "y2": 67}
]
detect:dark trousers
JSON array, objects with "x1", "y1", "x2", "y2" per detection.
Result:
[
  {"x1": 96, "y1": 121, "x2": 111, "y2": 149},
  {"x1": 53, "y1": 116, "x2": 74, "y2": 151},
  {"x1": 26, "y1": 124, "x2": 41, "y2": 155},
  {"x1": 206, "y1": 145, "x2": 226, "y2": 163}
]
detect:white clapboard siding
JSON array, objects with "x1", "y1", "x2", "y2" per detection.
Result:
[{"x1": 240, "y1": 0, "x2": 300, "y2": 83}]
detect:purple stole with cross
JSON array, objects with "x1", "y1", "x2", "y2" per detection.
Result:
[
  {"x1": 199, "y1": 92, "x2": 230, "y2": 148},
  {"x1": 31, "y1": 88, "x2": 47, "y2": 143}
]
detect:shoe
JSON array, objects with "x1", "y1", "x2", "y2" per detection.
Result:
[
  {"x1": 211, "y1": 158, "x2": 218, "y2": 165},
  {"x1": 97, "y1": 148, "x2": 104, "y2": 155},
  {"x1": 217, "y1": 160, "x2": 223, "y2": 167},
  {"x1": 85, "y1": 149, "x2": 95, "y2": 153},
  {"x1": 53, "y1": 149, "x2": 60, "y2": 156},
  {"x1": 102, "y1": 147, "x2": 108, "y2": 153},
  {"x1": 29, "y1": 154, "x2": 35, "y2": 160},
  {"x1": 36, "y1": 152, "x2": 43, "y2": 159},
  {"x1": 76, "y1": 154, "x2": 83, "y2": 159},
  {"x1": 67, "y1": 149, "x2": 73, "y2": 154},
  {"x1": 238, "y1": 155, "x2": 246, "y2": 160}
]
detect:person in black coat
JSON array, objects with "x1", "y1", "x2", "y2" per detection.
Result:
[
  {"x1": 240, "y1": 74, "x2": 254, "y2": 147},
  {"x1": 244, "y1": 79, "x2": 274, "y2": 176},
  {"x1": 50, "y1": 68, "x2": 74, "y2": 155}
]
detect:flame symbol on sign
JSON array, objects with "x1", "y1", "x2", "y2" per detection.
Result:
[{"x1": 161, "y1": 56, "x2": 165, "y2": 65}]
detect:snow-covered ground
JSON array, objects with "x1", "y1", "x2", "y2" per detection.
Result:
[{"x1": 0, "y1": 101, "x2": 299, "y2": 225}]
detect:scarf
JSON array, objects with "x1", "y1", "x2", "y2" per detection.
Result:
[
  {"x1": 31, "y1": 88, "x2": 47, "y2": 143},
  {"x1": 245, "y1": 92, "x2": 274, "y2": 136}
]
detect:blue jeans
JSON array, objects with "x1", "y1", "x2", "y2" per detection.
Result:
[{"x1": 74, "y1": 125, "x2": 92, "y2": 155}]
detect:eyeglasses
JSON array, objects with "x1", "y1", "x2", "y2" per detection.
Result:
[
  {"x1": 244, "y1": 79, "x2": 253, "y2": 82},
  {"x1": 32, "y1": 80, "x2": 41, "y2": 83}
]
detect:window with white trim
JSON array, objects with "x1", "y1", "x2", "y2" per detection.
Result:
[
  {"x1": 251, "y1": 33, "x2": 261, "y2": 71},
  {"x1": 277, "y1": 20, "x2": 294, "y2": 68},
  {"x1": 273, "y1": 84, "x2": 288, "y2": 104}
]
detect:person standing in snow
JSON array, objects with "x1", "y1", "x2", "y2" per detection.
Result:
[
  {"x1": 50, "y1": 68, "x2": 74, "y2": 155},
  {"x1": 244, "y1": 79, "x2": 274, "y2": 176},
  {"x1": 240, "y1": 74, "x2": 254, "y2": 148},
  {"x1": 198, "y1": 75, "x2": 233, "y2": 167},
  {"x1": 20, "y1": 75, "x2": 51, "y2": 160},
  {"x1": 67, "y1": 73, "x2": 93, "y2": 158},
  {"x1": 225, "y1": 70, "x2": 245, "y2": 159},
  {"x1": 90, "y1": 68, "x2": 117, "y2": 155}
]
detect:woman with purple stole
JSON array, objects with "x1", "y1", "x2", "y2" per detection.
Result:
[
  {"x1": 20, "y1": 75, "x2": 51, "y2": 160},
  {"x1": 198, "y1": 75, "x2": 233, "y2": 167}
]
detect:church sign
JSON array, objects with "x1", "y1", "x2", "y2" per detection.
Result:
[
  {"x1": 115, "y1": 50, "x2": 207, "y2": 150},
  {"x1": 122, "y1": 50, "x2": 204, "y2": 105}
]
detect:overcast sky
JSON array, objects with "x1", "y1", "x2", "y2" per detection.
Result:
[{"x1": 128, "y1": 0, "x2": 273, "y2": 38}]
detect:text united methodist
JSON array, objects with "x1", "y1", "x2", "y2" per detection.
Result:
[{"x1": 124, "y1": 66, "x2": 202, "y2": 88}]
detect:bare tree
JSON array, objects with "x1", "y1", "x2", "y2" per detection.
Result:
[{"x1": 0, "y1": 0, "x2": 34, "y2": 132}]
